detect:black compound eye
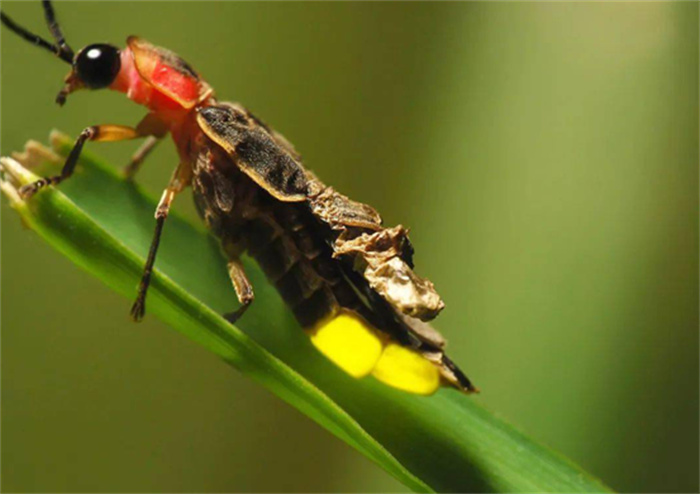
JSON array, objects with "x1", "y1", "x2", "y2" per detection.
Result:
[{"x1": 75, "y1": 44, "x2": 121, "y2": 89}]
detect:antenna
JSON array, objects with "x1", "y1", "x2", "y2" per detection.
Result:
[{"x1": 0, "y1": 0, "x2": 74, "y2": 64}]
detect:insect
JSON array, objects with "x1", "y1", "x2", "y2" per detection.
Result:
[{"x1": 2, "y1": 1, "x2": 477, "y2": 395}]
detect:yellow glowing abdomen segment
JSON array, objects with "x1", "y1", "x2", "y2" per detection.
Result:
[
  {"x1": 371, "y1": 344, "x2": 441, "y2": 395},
  {"x1": 310, "y1": 312, "x2": 383, "y2": 378},
  {"x1": 309, "y1": 311, "x2": 442, "y2": 395}
]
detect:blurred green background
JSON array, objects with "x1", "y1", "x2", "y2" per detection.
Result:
[{"x1": 1, "y1": 2, "x2": 698, "y2": 492}]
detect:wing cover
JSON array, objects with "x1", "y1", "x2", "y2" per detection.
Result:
[{"x1": 197, "y1": 103, "x2": 308, "y2": 201}]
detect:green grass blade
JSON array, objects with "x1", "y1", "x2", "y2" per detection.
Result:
[{"x1": 0, "y1": 133, "x2": 611, "y2": 493}]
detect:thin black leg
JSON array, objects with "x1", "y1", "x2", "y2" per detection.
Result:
[
  {"x1": 130, "y1": 187, "x2": 178, "y2": 321},
  {"x1": 18, "y1": 127, "x2": 95, "y2": 198},
  {"x1": 130, "y1": 215, "x2": 167, "y2": 322}
]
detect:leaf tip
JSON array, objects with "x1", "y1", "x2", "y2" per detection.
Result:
[{"x1": 0, "y1": 156, "x2": 31, "y2": 206}]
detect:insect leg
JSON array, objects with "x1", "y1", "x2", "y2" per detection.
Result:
[
  {"x1": 18, "y1": 124, "x2": 143, "y2": 198},
  {"x1": 223, "y1": 259, "x2": 255, "y2": 324},
  {"x1": 130, "y1": 186, "x2": 179, "y2": 322},
  {"x1": 122, "y1": 113, "x2": 169, "y2": 180},
  {"x1": 123, "y1": 136, "x2": 161, "y2": 180}
]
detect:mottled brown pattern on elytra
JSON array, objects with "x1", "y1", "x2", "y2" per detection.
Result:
[{"x1": 196, "y1": 103, "x2": 308, "y2": 201}]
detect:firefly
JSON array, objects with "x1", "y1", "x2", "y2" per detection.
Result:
[{"x1": 1, "y1": 1, "x2": 477, "y2": 395}]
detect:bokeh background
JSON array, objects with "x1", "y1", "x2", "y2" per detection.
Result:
[{"x1": 2, "y1": 2, "x2": 698, "y2": 492}]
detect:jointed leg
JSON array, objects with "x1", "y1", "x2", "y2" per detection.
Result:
[
  {"x1": 123, "y1": 136, "x2": 160, "y2": 180},
  {"x1": 19, "y1": 124, "x2": 142, "y2": 198},
  {"x1": 224, "y1": 259, "x2": 255, "y2": 324},
  {"x1": 123, "y1": 113, "x2": 169, "y2": 180},
  {"x1": 130, "y1": 187, "x2": 178, "y2": 322}
]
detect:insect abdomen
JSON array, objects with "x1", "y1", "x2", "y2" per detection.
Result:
[
  {"x1": 242, "y1": 204, "x2": 364, "y2": 329},
  {"x1": 190, "y1": 138, "x2": 353, "y2": 330}
]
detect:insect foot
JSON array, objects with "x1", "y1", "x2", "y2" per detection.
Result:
[
  {"x1": 18, "y1": 176, "x2": 58, "y2": 198},
  {"x1": 130, "y1": 297, "x2": 146, "y2": 322},
  {"x1": 223, "y1": 308, "x2": 245, "y2": 325}
]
